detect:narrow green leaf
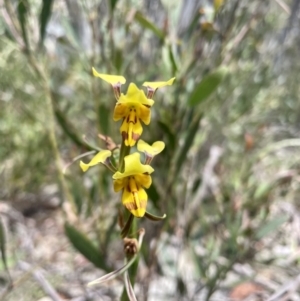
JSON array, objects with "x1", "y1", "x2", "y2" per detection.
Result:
[
  {"x1": 39, "y1": 0, "x2": 54, "y2": 46},
  {"x1": 53, "y1": 104, "x2": 93, "y2": 150},
  {"x1": 168, "y1": 45, "x2": 178, "y2": 75},
  {"x1": 70, "y1": 180, "x2": 83, "y2": 214},
  {"x1": 110, "y1": 0, "x2": 119, "y2": 12},
  {"x1": 176, "y1": 276, "x2": 187, "y2": 296},
  {"x1": 175, "y1": 114, "x2": 202, "y2": 174},
  {"x1": 255, "y1": 215, "x2": 289, "y2": 240},
  {"x1": 0, "y1": 217, "x2": 8, "y2": 272},
  {"x1": 158, "y1": 121, "x2": 176, "y2": 150},
  {"x1": 147, "y1": 182, "x2": 160, "y2": 209},
  {"x1": 191, "y1": 245, "x2": 207, "y2": 278},
  {"x1": 17, "y1": 0, "x2": 29, "y2": 51},
  {"x1": 98, "y1": 104, "x2": 110, "y2": 135},
  {"x1": 188, "y1": 67, "x2": 228, "y2": 106},
  {"x1": 121, "y1": 214, "x2": 134, "y2": 238},
  {"x1": 64, "y1": 222, "x2": 108, "y2": 271},
  {"x1": 134, "y1": 12, "x2": 165, "y2": 40},
  {"x1": 113, "y1": 48, "x2": 123, "y2": 73},
  {"x1": 253, "y1": 183, "x2": 273, "y2": 200}
]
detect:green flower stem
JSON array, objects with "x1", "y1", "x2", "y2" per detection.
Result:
[
  {"x1": 117, "y1": 136, "x2": 138, "y2": 301},
  {"x1": 128, "y1": 217, "x2": 139, "y2": 279},
  {"x1": 118, "y1": 139, "x2": 130, "y2": 171},
  {"x1": 121, "y1": 217, "x2": 139, "y2": 301},
  {"x1": 121, "y1": 214, "x2": 134, "y2": 238}
]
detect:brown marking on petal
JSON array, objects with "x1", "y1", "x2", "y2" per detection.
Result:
[
  {"x1": 122, "y1": 131, "x2": 128, "y2": 141},
  {"x1": 125, "y1": 200, "x2": 147, "y2": 211},
  {"x1": 139, "y1": 200, "x2": 147, "y2": 209},
  {"x1": 143, "y1": 104, "x2": 151, "y2": 108},
  {"x1": 132, "y1": 132, "x2": 140, "y2": 142},
  {"x1": 125, "y1": 202, "x2": 138, "y2": 210}
]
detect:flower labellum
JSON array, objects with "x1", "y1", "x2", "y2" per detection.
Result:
[{"x1": 114, "y1": 83, "x2": 154, "y2": 147}]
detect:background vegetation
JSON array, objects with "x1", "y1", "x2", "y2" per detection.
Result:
[{"x1": 1, "y1": 0, "x2": 300, "y2": 300}]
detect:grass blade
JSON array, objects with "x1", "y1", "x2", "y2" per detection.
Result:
[
  {"x1": 39, "y1": 0, "x2": 54, "y2": 46},
  {"x1": 64, "y1": 222, "x2": 108, "y2": 271},
  {"x1": 188, "y1": 67, "x2": 228, "y2": 106}
]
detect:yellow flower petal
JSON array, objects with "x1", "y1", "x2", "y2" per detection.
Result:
[
  {"x1": 120, "y1": 118, "x2": 143, "y2": 147},
  {"x1": 113, "y1": 103, "x2": 128, "y2": 121},
  {"x1": 118, "y1": 83, "x2": 154, "y2": 107},
  {"x1": 80, "y1": 150, "x2": 112, "y2": 172},
  {"x1": 142, "y1": 77, "x2": 175, "y2": 90},
  {"x1": 92, "y1": 67, "x2": 126, "y2": 85},
  {"x1": 113, "y1": 153, "x2": 154, "y2": 179},
  {"x1": 122, "y1": 186, "x2": 147, "y2": 218},
  {"x1": 134, "y1": 173, "x2": 152, "y2": 189},
  {"x1": 113, "y1": 178, "x2": 126, "y2": 192},
  {"x1": 137, "y1": 140, "x2": 165, "y2": 157},
  {"x1": 114, "y1": 102, "x2": 151, "y2": 124},
  {"x1": 138, "y1": 105, "x2": 151, "y2": 125}
]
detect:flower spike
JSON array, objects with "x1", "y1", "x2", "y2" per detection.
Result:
[{"x1": 142, "y1": 77, "x2": 175, "y2": 98}]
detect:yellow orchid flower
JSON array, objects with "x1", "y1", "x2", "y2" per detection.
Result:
[
  {"x1": 80, "y1": 150, "x2": 112, "y2": 172},
  {"x1": 113, "y1": 153, "x2": 154, "y2": 218},
  {"x1": 114, "y1": 83, "x2": 154, "y2": 147},
  {"x1": 142, "y1": 77, "x2": 175, "y2": 98},
  {"x1": 92, "y1": 69, "x2": 175, "y2": 146},
  {"x1": 137, "y1": 140, "x2": 165, "y2": 164}
]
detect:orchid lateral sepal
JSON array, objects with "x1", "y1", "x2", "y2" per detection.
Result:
[
  {"x1": 92, "y1": 68, "x2": 126, "y2": 100},
  {"x1": 80, "y1": 150, "x2": 116, "y2": 173},
  {"x1": 63, "y1": 150, "x2": 96, "y2": 174},
  {"x1": 87, "y1": 254, "x2": 137, "y2": 286},
  {"x1": 144, "y1": 211, "x2": 166, "y2": 221},
  {"x1": 124, "y1": 271, "x2": 138, "y2": 301},
  {"x1": 87, "y1": 228, "x2": 145, "y2": 287}
]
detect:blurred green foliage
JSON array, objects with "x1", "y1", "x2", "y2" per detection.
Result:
[{"x1": 1, "y1": 0, "x2": 300, "y2": 299}]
